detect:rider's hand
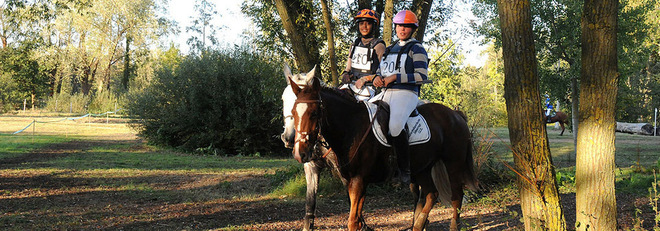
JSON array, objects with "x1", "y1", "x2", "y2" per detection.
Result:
[
  {"x1": 341, "y1": 71, "x2": 352, "y2": 84},
  {"x1": 383, "y1": 75, "x2": 396, "y2": 86},
  {"x1": 372, "y1": 75, "x2": 382, "y2": 87},
  {"x1": 374, "y1": 75, "x2": 396, "y2": 87},
  {"x1": 355, "y1": 78, "x2": 364, "y2": 89}
]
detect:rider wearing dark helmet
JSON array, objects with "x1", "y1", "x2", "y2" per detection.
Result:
[{"x1": 340, "y1": 9, "x2": 386, "y2": 101}]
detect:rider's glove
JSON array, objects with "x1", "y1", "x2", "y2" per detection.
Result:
[{"x1": 341, "y1": 71, "x2": 352, "y2": 84}]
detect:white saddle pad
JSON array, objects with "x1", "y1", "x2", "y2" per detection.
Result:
[{"x1": 363, "y1": 101, "x2": 431, "y2": 147}]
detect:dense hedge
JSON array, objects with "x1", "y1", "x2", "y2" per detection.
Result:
[{"x1": 127, "y1": 48, "x2": 288, "y2": 155}]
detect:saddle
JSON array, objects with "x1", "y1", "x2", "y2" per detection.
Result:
[{"x1": 363, "y1": 100, "x2": 431, "y2": 147}]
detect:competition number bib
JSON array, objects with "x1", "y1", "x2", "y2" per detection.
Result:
[
  {"x1": 351, "y1": 47, "x2": 372, "y2": 70},
  {"x1": 380, "y1": 53, "x2": 408, "y2": 77}
]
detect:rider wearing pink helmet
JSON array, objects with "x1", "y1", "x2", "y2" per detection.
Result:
[
  {"x1": 369, "y1": 9, "x2": 429, "y2": 184},
  {"x1": 340, "y1": 9, "x2": 386, "y2": 101}
]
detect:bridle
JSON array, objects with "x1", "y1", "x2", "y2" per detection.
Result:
[{"x1": 293, "y1": 98, "x2": 323, "y2": 152}]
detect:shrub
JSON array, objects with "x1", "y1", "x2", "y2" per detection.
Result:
[
  {"x1": 126, "y1": 47, "x2": 287, "y2": 155},
  {"x1": 44, "y1": 93, "x2": 90, "y2": 114}
]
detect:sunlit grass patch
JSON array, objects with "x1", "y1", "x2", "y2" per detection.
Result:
[
  {"x1": 268, "y1": 165, "x2": 345, "y2": 199},
  {"x1": 0, "y1": 134, "x2": 71, "y2": 156}
]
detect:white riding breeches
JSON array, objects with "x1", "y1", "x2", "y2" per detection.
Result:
[{"x1": 370, "y1": 88, "x2": 419, "y2": 137}]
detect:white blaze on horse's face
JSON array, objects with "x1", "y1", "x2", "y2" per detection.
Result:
[{"x1": 281, "y1": 85, "x2": 297, "y2": 148}]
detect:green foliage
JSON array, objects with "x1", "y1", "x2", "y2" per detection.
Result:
[
  {"x1": 43, "y1": 93, "x2": 90, "y2": 113},
  {"x1": 0, "y1": 69, "x2": 20, "y2": 112},
  {"x1": 126, "y1": 46, "x2": 287, "y2": 155},
  {"x1": 88, "y1": 90, "x2": 121, "y2": 113},
  {"x1": 424, "y1": 42, "x2": 507, "y2": 128},
  {"x1": 618, "y1": 170, "x2": 656, "y2": 195},
  {"x1": 473, "y1": 0, "x2": 660, "y2": 122},
  {"x1": 556, "y1": 168, "x2": 576, "y2": 192},
  {"x1": 0, "y1": 43, "x2": 50, "y2": 109}
]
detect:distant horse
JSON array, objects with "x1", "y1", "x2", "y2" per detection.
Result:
[
  {"x1": 288, "y1": 66, "x2": 478, "y2": 231},
  {"x1": 280, "y1": 64, "x2": 346, "y2": 231},
  {"x1": 545, "y1": 111, "x2": 569, "y2": 136}
]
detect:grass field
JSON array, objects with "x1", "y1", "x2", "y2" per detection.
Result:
[{"x1": 1, "y1": 114, "x2": 659, "y2": 230}]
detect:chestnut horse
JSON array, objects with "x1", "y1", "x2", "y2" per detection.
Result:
[
  {"x1": 288, "y1": 67, "x2": 477, "y2": 231},
  {"x1": 545, "y1": 111, "x2": 569, "y2": 136}
]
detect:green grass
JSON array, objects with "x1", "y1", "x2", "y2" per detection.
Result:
[
  {"x1": 43, "y1": 151, "x2": 294, "y2": 171},
  {"x1": 0, "y1": 134, "x2": 72, "y2": 159}
]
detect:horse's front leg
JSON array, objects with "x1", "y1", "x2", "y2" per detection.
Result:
[
  {"x1": 303, "y1": 161, "x2": 322, "y2": 231},
  {"x1": 347, "y1": 176, "x2": 368, "y2": 231}
]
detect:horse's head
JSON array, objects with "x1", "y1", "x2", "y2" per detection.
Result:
[
  {"x1": 281, "y1": 64, "x2": 317, "y2": 150},
  {"x1": 289, "y1": 68, "x2": 321, "y2": 163}
]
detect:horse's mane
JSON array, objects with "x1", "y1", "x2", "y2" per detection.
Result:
[{"x1": 320, "y1": 86, "x2": 360, "y2": 104}]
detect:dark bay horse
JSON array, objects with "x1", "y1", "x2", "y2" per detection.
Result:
[
  {"x1": 289, "y1": 69, "x2": 478, "y2": 231},
  {"x1": 280, "y1": 64, "x2": 346, "y2": 231},
  {"x1": 545, "y1": 111, "x2": 569, "y2": 135}
]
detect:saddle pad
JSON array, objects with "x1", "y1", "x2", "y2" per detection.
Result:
[{"x1": 364, "y1": 101, "x2": 431, "y2": 147}]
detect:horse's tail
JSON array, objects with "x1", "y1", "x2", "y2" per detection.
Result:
[
  {"x1": 463, "y1": 139, "x2": 479, "y2": 191},
  {"x1": 431, "y1": 160, "x2": 452, "y2": 207},
  {"x1": 430, "y1": 142, "x2": 478, "y2": 207}
]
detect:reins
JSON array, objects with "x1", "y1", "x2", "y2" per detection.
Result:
[{"x1": 342, "y1": 88, "x2": 387, "y2": 167}]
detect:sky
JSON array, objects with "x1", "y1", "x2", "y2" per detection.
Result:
[{"x1": 165, "y1": 0, "x2": 487, "y2": 67}]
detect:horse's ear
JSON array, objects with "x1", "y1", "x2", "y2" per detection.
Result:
[
  {"x1": 283, "y1": 64, "x2": 293, "y2": 85},
  {"x1": 290, "y1": 77, "x2": 302, "y2": 95},
  {"x1": 304, "y1": 65, "x2": 316, "y2": 84},
  {"x1": 311, "y1": 76, "x2": 321, "y2": 91}
]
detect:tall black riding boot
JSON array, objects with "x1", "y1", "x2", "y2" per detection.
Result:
[{"x1": 392, "y1": 133, "x2": 410, "y2": 185}]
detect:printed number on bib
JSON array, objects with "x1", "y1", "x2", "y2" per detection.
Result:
[
  {"x1": 351, "y1": 47, "x2": 372, "y2": 70},
  {"x1": 380, "y1": 53, "x2": 408, "y2": 77}
]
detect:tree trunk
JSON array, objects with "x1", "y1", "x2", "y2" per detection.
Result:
[
  {"x1": 357, "y1": 0, "x2": 371, "y2": 11},
  {"x1": 320, "y1": 0, "x2": 338, "y2": 85},
  {"x1": 382, "y1": 0, "x2": 394, "y2": 45},
  {"x1": 576, "y1": 0, "x2": 619, "y2": 229},
  {"x1": 122, "y1": 36, "x2": 131, "y2": 90},
  {"x1": 31, "y1": 92, "x2": 35, "y2": 110},
  {"x1": 497, "y1": 0, "x2": 566, "y2": 230},
  {"x1": 273, "y1": 0, "x2": 321, "y2": 78},
  {"x1": 375, "y1": 0, "x2": 384, "y2": 39},
  {"x1": 411, "y1": 0, "x2": 432, "y2": 42}
]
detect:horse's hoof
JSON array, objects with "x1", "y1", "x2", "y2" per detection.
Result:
[{"x1": 303, "y1": 219, "x2": 314, "y2": 231}]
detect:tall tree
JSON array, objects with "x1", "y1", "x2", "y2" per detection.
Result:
[
  {"x1": 272, "y1": 0, "x2": 321, "y2": 78},
  {"x1": 382, "y1": 0, "x2": 394, "y2": 44},
  {"x1": 320, "y1": 0, "x2": 338, "y2": 85},
  {"x1": 497, "y1": 0, "x2": 566, "y2": 230},
  {"x1": 575, "y1": 0, "x2": 618, "y2": 230},
  {"x1": 187, "y1": 0, "x2": 218, "y2": 53},
  {"x1": 411, "y1": 0, "x2": 432, "y2": 42},
  {"x1": 0, "y1": 1, "x2": 8, "y2": 48}
]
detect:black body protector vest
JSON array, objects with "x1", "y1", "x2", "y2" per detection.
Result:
[{"x1": 348, "y1": 38, "x2": 385, "y2": 78}]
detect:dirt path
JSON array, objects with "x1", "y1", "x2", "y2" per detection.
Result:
[{"x1": 0, "y1": 139, "x2": 654, "y2": 230}]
